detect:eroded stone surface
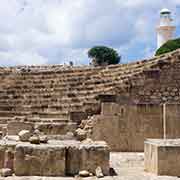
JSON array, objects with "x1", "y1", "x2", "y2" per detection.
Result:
[
  {"x1": 66, "y1": 143, "x2": 80, "y2": 176},
  {"x1": 0, "y1": 168, "x2": 13, "y2": 177},
  {"x1": 95, "y1": 166, "x2": 104, "y2": 178},
  {"x1": 0, "y1": 153, "x2": 179, "y2": 179},
  {"x1": 75, "y1": 128, "x2": 87, "y2": 141},
  {"x1": 35, "y1": 123, "x2": 77, "y2": 135},
  {"x1": 29, "y1": 135, "x2": 40, "y2": 144},
  {"x1": 79, "y1": 170, "x2": 90, "y2": 177},
  {"x1": 145, "y1": 139, "x2": 180, "y2": 176},
  {"x1": 8, "y1": 122, "x2": 34, "y2": 136},
  {"x1": 79, "y1": 141, "x2": 110, "y2": 175},
  {"x1": 0, "y1": 139, "x2": 109, "y2": 177},
  {"x1": 18, "y1": 130, "x2": 31, "y2": 142},
  {"x1": 14, "y1": 143, "x2": 66, "y2": 176},
  {"x1": 0, "y1": 140, "x2": 17, "y2": 169}
]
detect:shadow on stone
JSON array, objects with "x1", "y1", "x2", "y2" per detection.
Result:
[{"x1": 109, "y1": 167, "x2": 117, "y2": 176}]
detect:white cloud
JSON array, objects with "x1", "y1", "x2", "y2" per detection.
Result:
[
  {"x1": 0, "y1": 51, "x2": 48, "y2": 66},
  {"x1": 0, "y1": 0, "x2": 179, "y2": 66}
]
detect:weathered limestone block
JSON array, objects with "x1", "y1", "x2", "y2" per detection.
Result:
[
  {"x1": 66, "y1": 143, "x2": 81, "y2": 176},
  {"x1": 65, "y1": 140, "x2": 110, "y2": 176},
  {"x1": 95, "y1": 166, "x2": 104, "y2": 178},
  {"x1": 18, "y1": 130, "x2": 31, "y2": 142},
  {"x1": 96, "y1": 94, "x2": 117, "y2": 103},
  {"x1": 2, "y1": 127, "x2": 7, "y2": 137},
  {"x1": 47, "y1": 132, "x2": 75, "y2": 141},
  {"x1": 0, "y1": 168, "x2": 13, "y2": 177},
  {"x1": 0, "y1": 147, "x2": 5, "y2": 169},
  {"x1": 79, "y1": 170, "x2": 90, "y2": 177},
  {"x1": 75, "y1": 128, "x2": 87, "y2": 141},
  {"x1": 101, "y1": 103, "x2": 120, "y2": 116},
  {"x1": 79, "y1": 141, "x2": 110, "y2": 176},
  {"x1": 7, "y1": 122, "x2": 34, "y2": 135},
  {"x1": 145, "y1": 139, "x2": 180, "y2": 176},
  {"x1": 14, "y1": 143, "x2": 66, "y2": 176},
  {"x1": 0, "y1": 140, "x2": 17, "y2": 169},
  {"x1": 70, "y1": 112, "x2": 87, "y2": 125},
  {"x1": 29, "y1": 135, "x2": 40, "y2": 144},
  {"x1": 4, "y1": 149, "x2": 14, "y2": 170}
]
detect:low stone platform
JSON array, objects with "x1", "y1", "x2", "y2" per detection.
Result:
[
  {"x1": 14, "y1": 143, "x2": 66, "y2": 176},
  {"x1": 0, "y1": 153, "x2": 179, "y2": 180},
  {"x1": 145, "y1": 139, "x2": 180, "y2": 176},
  {"x1": 0, "y1": 139, "x2": 109, "y2": 177}
]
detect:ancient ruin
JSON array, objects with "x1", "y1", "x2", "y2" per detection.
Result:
[
  {"x1": 145, "y1": 139, "x2": 180, "y2": 176},
  {"x1": 0, "y1": 49, "x2": 180, "y2": 179}
]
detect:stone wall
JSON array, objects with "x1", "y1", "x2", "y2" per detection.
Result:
[
  {"x1": 90, "y1": 103, "x2": 180, "y2": 152},
  {"x1": 0, "y1": 50, "x2": 179, "y2": 127},
  {"x1": 0, "y1": 140, "x2": 110, "y2": 177},
  {"x1": 120, "y1": 51, "x2": 180, "y2": 104}
]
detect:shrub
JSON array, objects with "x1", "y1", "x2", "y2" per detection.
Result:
[{"x1": 155, "y1": 38, "x2": 180, "y2": 56}]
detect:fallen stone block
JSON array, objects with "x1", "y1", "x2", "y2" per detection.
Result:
[
  {"x1": 75, "y1": 128, "x2": 87, "y2": 141},
  {"x1": 79, "y1": 170, "x2": 90, "y2": 177},
  {"x1": 95, "y1": 166, "x2": 104, "y2": 178},
  {"x1": 0, "y1": 168, "x2": 13, "y2": 177},
  {"x1": 29, "y1": 135, "x2": 40, "y2": 144},
  {"x1": 18, "y1": 130, "x2": 31, "y2": 142}
]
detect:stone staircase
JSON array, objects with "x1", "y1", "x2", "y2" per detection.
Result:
[{"x1": 0, "y1": 49, "x2": 179, "y2": 134}]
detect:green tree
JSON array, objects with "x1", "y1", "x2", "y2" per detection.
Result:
[
  {"x1": 88, "y1": 46, "x2": 121, "y2": 66},
  {"x1": 155, "y1": 38, "x2": 180, "y2": 56}
]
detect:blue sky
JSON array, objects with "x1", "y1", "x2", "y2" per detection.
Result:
[{"x1": 0, "y1": 0, "x2": 180, "y2": 66}]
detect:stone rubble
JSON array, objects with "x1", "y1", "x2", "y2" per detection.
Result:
[
  {"x1": 95, "y1": 166, "x2": 104, "y2": 178},
  {"x1": 39, "y1": 135, "x2": 48, "y2": 144},
  {"x1": 0, "y1": 168, "x2": 13, "y2": 177},
  {"x1": 29, "y1": 135, "x2": 40, "y2": 144},
  {"x1": 18, "y1": 130, "x2": 31, "y2": 142},
  {"x1": 75, "y1": 128, "x2": 87, "y2": 141},
  {"x1": 79, "y1": 170, "x2": 90, "y2": 177}
]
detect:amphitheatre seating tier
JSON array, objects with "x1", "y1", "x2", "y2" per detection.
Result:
[{"x1": 0, "y1": 49, "x2": 179, "y2": 127}]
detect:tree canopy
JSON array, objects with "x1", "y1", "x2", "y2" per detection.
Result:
[
  {"x1": 155, "y1": 38, "x2": 180, "y2": 56},
  {"x1": 88, "y1": 46, "x2": 121, "y2": 66}
]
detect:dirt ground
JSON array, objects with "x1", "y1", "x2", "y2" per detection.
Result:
[{"x1": 0, "y1": 153, "x2": 179, "y2": 180}]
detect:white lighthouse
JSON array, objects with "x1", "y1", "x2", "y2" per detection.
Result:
[{"x1": 157, "y1": 8, "x2": 176, "y2": 49}]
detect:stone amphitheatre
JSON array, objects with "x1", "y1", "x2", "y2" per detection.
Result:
[{"x1": 0, "y1": 49, "x2": 180, "y2": 179}]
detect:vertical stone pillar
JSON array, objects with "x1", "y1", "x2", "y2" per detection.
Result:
[{"x1": 163, "y1": 104, "x2": 166, "y2": 139}]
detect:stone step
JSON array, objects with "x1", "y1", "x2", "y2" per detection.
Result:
[
  {"x1": 0, "y1": 110, "x2": 69, "y2": 118},
  {"x1": 25, "y1": 118, "x2": 70, "y2": 123},
  {"x1": 0, "y1": 111, "x2": 31, "y2": 117}
]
